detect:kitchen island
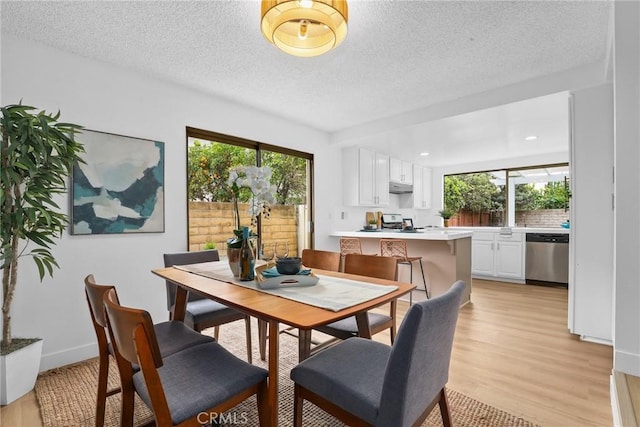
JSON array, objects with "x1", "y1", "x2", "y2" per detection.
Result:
[{"x1": 329, "y1": 230, "x2": 473, "y2": 304}]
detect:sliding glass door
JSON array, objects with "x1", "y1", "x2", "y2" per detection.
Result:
[{"x1": 186, "y1": 128, "x2": 313, "y2": 259}]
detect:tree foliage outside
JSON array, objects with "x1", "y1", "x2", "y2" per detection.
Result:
[
  {"x1": 515, "y1": 181, "x2": 570, "y2": 210},
  {"x1": 539, "y1": 181, "x2": 570, "y2": 209},
  {"x1": 444, "y1": 173, "x2": 503, "y2": 215},
  {"x1": 188, "y1": 141, "x2": 254, "y2": 202},
  {"x1": 188, "y1": 140, "x2": 307, "y2": 205},
  {"x1": 443, "y1": 176, "x2": 467, "y2": 212},
  {"x1": 261, "y1": 151, "x2": 307, "y2": 205},
  {"x1": 514, "y1": 184, "x2": 540, "y2": 211},
  {"x1": 445, "y1": 171, "x2": 571, "y2": 222}
]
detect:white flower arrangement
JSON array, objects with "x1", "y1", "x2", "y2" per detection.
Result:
[{"x1": 228, "y1": 166, "x2": 277, "y2": 231}]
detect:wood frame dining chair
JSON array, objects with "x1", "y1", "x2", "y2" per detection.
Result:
[
  {"x1": 258, "y1": 249, "x2": 342, "y2": 361},
  {"x1": 380, "y1": 238, "x2": 429, "y2": 304},
  {"x1": 84, "y1": 275, "x2": 213, "y2": 427},
  {"x1": 307, "y1": 254, "x2": 399, "y2": 357},
  {"x1": 163, "y1": 250, "x2": 253, "y2": 363},
  {"x1": 103, "y1": 288, "x2": 269, "y2": 427},
  {"x1": 301, "y1": 249, "x2": 341, "y2": 271},
  {"x1": 291, "y1": 281, "x2": 466, "y2": 427}
]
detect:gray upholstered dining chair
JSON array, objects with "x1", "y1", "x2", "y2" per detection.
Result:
[
  {"x1": 84, "y1": 275, "x2": 214, "y2": 427},
  {"x1": 103, "y1": 288, "x2": 269, "y2": 427},
  {"x1": 312, "y1": 253, "x2": 399, "y2": 343},
  {"x1": 163, "y1": 250, "x2": 253, "y2": 363},
  {"x1": 290, "y1": 280, "x2": 466, "y2": 427}
]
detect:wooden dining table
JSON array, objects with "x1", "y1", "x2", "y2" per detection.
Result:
[{"x1": 152, "y1": 263, "x2": 415, "y2": 427}]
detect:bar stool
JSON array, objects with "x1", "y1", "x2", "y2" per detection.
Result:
[
  {"x1": 380, "y1": 238, "x2": 429, "y2": 304},
  {"x1": 339, "y1": 237, "x2": 363, "y2": 271}
]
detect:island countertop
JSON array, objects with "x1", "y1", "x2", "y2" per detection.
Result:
[
  {"x1": 329, "y1": 229, "x2": 473, "y2": 241},
  {"x1": 329, "y1": 230, "x2": 473, "y2": 304}
]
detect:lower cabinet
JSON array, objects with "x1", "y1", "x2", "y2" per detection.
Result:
[{"x1": 472, "y1": 231, "x2": 525, "y2": 282}]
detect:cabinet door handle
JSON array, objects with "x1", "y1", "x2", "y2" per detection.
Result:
[
  {"x1": 497, "y1": 242, "x2": 500, "y2": 250},
  {"x1": 491, "y1": 242, "x2": 494, "y2": 250}
]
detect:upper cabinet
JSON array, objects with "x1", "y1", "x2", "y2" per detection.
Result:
[
  {"x1": 401, "y1": 165, "x2": 432, "y2": 209},
  {"x1": 343, "y1": 147, "x2": 390, "y2": 207},
  {"x1": 389, "y1": 158, "x2": 413, "y2": 184}
]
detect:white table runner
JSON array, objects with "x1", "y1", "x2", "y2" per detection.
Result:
[{"x1": 173, "y1": 261, "x2": 398, "y2": 312}]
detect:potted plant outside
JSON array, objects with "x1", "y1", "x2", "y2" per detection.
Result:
[
  {"x1": 0, "y1": 104, "x2": 84, "y2": 404},
  {"x1": 438, "y1": 208, "x2": 455, "y2": 227}
]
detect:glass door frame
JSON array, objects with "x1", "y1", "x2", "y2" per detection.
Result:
[{"x1": 185, "y1": 126, "x2": 315, "y2": 254}]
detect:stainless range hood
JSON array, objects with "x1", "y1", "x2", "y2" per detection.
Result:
[{"x1": 389, "y1": 182, "x2": 413, "y2": 194}]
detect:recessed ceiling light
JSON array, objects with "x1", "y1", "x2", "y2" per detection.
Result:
[
  {"x1": 419, "y1": 152, "x2": 430, "y2": 156},
  {"x1": 524, "y1": 135, "x2": 538, "y2": 141}
]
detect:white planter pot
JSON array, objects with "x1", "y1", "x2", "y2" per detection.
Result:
[{"x1": 0, "y1": 339, "x2": 43, "y2": 405}]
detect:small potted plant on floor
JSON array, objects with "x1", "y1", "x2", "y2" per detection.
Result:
[
  {"x1": 438, "y1": 208, "x2": 455, "y2": 227},
  {"x1": 0, "y1": 103, "x2": 84, "y2": 404}
]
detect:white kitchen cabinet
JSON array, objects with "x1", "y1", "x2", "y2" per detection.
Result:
[
  {"x1": 568, "y1": 84, "x2": 613, "y2": 342},
  {"x1": 401, "y1": 165, "x2": 432, "y2": 209},
  {"x1": 471, "y1": 231, "x2": 525, "y2": 281},
  {"x1": 495, "y1": 239, "x2": 524, "y2": 278},
  {"x1": 343, "y1": 147, "x2": 389, "y2": 207},
  {"x1": 389, "y1": 158, "x2": 413, "y2": 184}
]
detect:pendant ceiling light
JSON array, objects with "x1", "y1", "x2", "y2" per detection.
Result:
[{"x1": 261, "y1": 0, "x2": 348, "y2": 57}]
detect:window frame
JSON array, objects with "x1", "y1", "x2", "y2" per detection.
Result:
[
  {"x1": 185, "y1": 126, "x2": 315, "y2": 250},
  {"x1": 443, "y1": 162, "x2": 569, "y2": 227}
]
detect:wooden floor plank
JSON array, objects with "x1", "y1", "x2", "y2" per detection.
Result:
[{"x1": 1, "y1": 279, "x2": 614, "y2": 427}]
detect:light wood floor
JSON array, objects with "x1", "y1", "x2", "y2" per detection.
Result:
[{"x1": 0, "y1": 280, "x2": 615, "y2": 426}]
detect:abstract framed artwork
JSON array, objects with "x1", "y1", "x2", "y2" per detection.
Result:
[{"x1": 71, "y1": 129, "x2": 165, "y2": 234}]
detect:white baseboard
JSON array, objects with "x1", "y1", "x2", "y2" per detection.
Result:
[
  {"x1": 39, "y1": 342, "x2": 98, "y2": 372},
  {"x1": 580, "y1": 335, "x2": 613, "y2": 346},
  {"x1": 471, "y1": 275, "x2": 525, "y2": 284},
  {"x1": 615, "y1": 349, "x2": 640, "y2": 377}
]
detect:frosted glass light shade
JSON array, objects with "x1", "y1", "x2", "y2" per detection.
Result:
[{"x1": 261, "y1": 0, "x2": 348, "y2": 57}]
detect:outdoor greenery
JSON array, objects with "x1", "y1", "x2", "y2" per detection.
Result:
[
  {"x1": 188, "y1": 140, "x2": 307, "y2": 205},
  {"x1": 514, "y1": 182, "x2": 571, "y2": 210},
  {"x1": 1, "y1": 104, "x2": 84, "y2": 350},
  {"x1": 444, "y1": 172, "x2": 570, "y2": 221},
  {"x1": 443, "y1": 173, "x2": 503, "y2": 222}
]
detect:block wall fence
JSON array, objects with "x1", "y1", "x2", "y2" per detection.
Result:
[{"x1": 188, "y1": 201, "x2": 299, "y2": 257}]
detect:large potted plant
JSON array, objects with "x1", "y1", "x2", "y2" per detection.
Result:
[{"x1": 0, "y1": 104, "x2": 84, "y2": 404}]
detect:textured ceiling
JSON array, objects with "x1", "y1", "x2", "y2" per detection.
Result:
[{"x1": 1, "y1": 1, "x2": 611, "y2": 137}]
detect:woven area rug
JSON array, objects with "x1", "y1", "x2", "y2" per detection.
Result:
[{"x1": 35, "y1": 320, "x2": 538, "y2": 426}]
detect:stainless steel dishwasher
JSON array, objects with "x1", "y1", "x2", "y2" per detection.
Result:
[{"x1": 525, "y1": 233, "x2": 569, "y2": 285}]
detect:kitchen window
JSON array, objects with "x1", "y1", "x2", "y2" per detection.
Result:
[{"x1": 444, "y1": 163, "x2": 570, "y2": 228}]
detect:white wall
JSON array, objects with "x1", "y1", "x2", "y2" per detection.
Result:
[
  {"x1": 0, "y1": 35, "x2": 341, "y2": 370},
  {"x1": 613, "y1": 0, "x2": 640, "y2": 377}
]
